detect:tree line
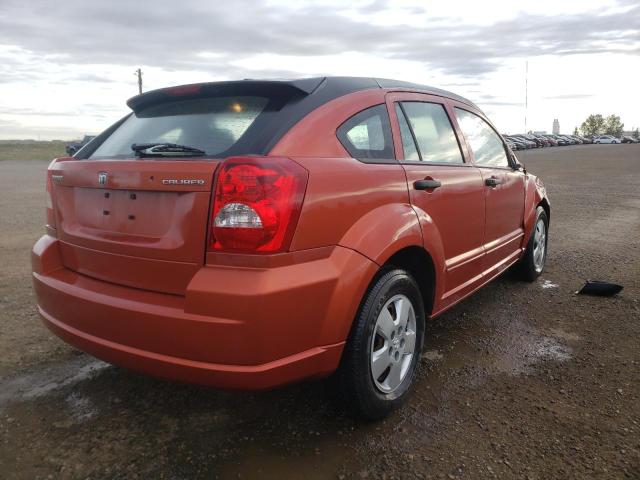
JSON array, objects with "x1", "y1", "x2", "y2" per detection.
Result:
[{"x1": 578, "y1": 114, "x2": 632, "y2": 137}]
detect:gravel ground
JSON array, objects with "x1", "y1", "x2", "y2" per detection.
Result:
[{"x1": 0, "y1": 145, "x2": 639, "y2": 479}]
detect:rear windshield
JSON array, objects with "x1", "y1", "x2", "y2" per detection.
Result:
[{"x1": 89, "y1": 96, "x2": 270, "y2": 159}]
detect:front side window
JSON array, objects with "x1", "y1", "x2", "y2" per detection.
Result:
[
  {"x1": 90, "y1": 96, "x2": 269, "y2": 159},
  {"x1": 454, "y1": 108, "x2": 510, "y2": 168},
  {"x1": 337, "y1": 105, "x2": 394, "y2": 160},
  {"x1": 397, "y1": 102, "x2": 463, "y2": 164}
]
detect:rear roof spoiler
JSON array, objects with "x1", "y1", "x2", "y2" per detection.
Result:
[{"x1": 126, "y1": 78, "x2": 326, "y2": 112}]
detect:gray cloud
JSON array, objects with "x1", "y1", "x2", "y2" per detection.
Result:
[
  {"x1": 543, "y1": 94, "x2": 596, "y2": 100},
  {"x1": 0, "y1": 107, "x2": 74, "y2": 117},
  {"x1": 480, "y1": 101, "x2": 525, "y2": 107},
  {"x1": 63, "y1": 73, "x2": 116, "y2": 84},
  {"x1": 0, "y1": 0, "x2": 638, "y2": 79},
  {"x1": 1, "y1": 0, "x2": 639, "y2": 139}
]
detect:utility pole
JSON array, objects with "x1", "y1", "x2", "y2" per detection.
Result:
[
  {"x1": 524, "y1": 60, "x2": 528, "y2": 134},
  {"x1": 134, "y1": 68, "x2": 143, "y2": 94}
]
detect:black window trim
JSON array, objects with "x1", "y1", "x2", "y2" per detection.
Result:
[
  {"x1": 395, "y1": 100, "x2": 469, "y2": 167},
  {"x1": 453, "y1": 106, "x2": 518, "y2": 170},
  {"x1": 336, "y1": 103, "x2": 398, "y2": 164},
  {"x1": 396, "y1": 102, "x2": 423, "y2": 162}
]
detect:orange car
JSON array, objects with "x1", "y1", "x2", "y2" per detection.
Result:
[{"x1": 32, "y1": 77, "x2": 549, "y2": 418}]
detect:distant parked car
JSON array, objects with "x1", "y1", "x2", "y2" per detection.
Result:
[
  {"x1": 543, "y1": 136, "x2": 558, "y2": 146},
  {"x1": 512, "y1": 135, "x2": 537, "y2": 149},
  {"x1": 66, "y1": 135, "x2": 96, "y2": 155},
  {"x1": 594, "y1": 135, "x2": 620, "y2": 144},
  {"x1": 505, "y1": 138, "x2": 518, "y2": 150},
  {"x1": 551, "y1": 135, "x2": 570, "y2": 146},
  {"x1": 548, "y1": 134, "x2": 567, "y2": 147},
  {"x1": 532, "y1": 135, "x2": 550, "y2": 147},
  {"x1": 506, "y1": 136, "x2": 523, "y2": 149},
  {"x1": 506, "y1": 136, "x2": 528, "y2": 150},
  {"x1": 524, "y1": 135, "x2": 544, "y2": 147},
  {"x1": 621, "y1": 136, "x2": 638, "y2": 144},
  {"x1": 580, "y1": 136, "x2": 593, "y2": 144}
]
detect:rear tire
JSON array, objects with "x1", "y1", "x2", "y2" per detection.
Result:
[
  {"x1": 335, "y1": 269, "x2": 425, "y2": 420},
  {"x1": 516, "y1": 206, "x2": 549, "y2": 281}
]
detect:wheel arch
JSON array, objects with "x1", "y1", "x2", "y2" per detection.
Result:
[
  {"x1": 338, "y1": 202, "x2": 424, "y2": 266},
  {"x1": 539, "y1": 197, "x2": 550, "y2": 225},
  {"x1": 382, "y1": 246, "x2": 436, "y2": 316},
  {"x1": 524, "y1": 174, "x2": 551, "y2": 241},
  {"x1": 332, "y1": 203, "x2": 443, "y2": 344}
]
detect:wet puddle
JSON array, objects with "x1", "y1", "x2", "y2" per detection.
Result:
[
  {"x1": 421, "y1": 315, "x2": 575, "y2": 381},
  {"x1": 0, "y1": 354, "x2": 109, "y2": 412}
]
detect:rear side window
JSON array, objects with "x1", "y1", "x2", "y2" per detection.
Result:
[
  {"x1": 397, "y1": 102, "x2": 463, "y2": 164},
  {"x1": 454, "y1": 108, "x2": 509, "y2": 168},
  {"x1": 337, "y1": 105, "x2": 395, "y2": 160},
  {"x1": 90, "y1": 96, "x2": 269, "y2": 159}
]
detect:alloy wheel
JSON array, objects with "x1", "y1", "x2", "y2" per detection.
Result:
[
  {"x1": 533, "y1": 218, "x2": 547, "y2": 273},
  {"x1": 370, "y1": 294, "x2": 417, "y2": 393}
]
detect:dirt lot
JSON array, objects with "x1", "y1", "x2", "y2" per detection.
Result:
[
  {"x1": 0, "y1": 141, "x2": 67, "y2": 162},
  {"x1": 1, "y1": 145, "x2": 639, "y2": 479}
]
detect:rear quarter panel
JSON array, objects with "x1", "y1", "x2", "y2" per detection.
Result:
[
  {"x1": 270, "y1": 90, "x2": 435, "y2": 340},
  {"x1": 271, "y1": 89, "x2": 424, "y2": 263}
]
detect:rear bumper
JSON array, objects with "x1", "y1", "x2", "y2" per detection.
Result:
[{"x1": 32, "y1": 235, "x2": 378, "y2": 389}]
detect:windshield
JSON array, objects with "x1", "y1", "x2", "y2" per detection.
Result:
[{"x1": 90, "y1": 96, "x2": 269, "y2": 159}]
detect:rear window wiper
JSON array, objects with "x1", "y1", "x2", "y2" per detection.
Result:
[{"x1": 131, "y1": 143, "x2": 206, "y2": 157}]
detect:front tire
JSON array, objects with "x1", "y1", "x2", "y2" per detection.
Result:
[
  {"x1": 517, "y1": 206, "x2": 549, "y2": 281},
  {"x1": 335, "y1": 269, "x2": 425, "y2": 420}
]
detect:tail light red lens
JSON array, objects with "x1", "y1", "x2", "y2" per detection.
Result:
[
  {"x1": 44, "y1": 157, "x2": 73, "y2": 235},
  {"x1": 209, "y1": 156, "x2": 308, "y2": 253}
]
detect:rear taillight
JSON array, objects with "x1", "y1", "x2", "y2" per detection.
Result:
[
  {"x1": 46, "y1": 173, "x2": 56, "y2": 230},
  {"x1": 209, "y1": 156, "x2": 308, "y2": 253},
  {"x1": 46, "y1": 161, "x2": 63, "y2": 235},
  {"x1": 45, "y1": 157, "x2": 73, "y2": 235}
]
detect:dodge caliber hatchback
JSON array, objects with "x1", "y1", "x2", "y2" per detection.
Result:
[{"x1": 32, "y1": 77, "x2": 550, "y2": 419}]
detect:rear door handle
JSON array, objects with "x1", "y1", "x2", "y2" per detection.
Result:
[
  {"x1": 485, "y1": 176, "x2": 502, "y2": 188},
  {"x1": 414, "y1": 179, "x2": 442, "y2": 190}
]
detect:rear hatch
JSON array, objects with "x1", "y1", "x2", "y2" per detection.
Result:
[
  {"x1": 47, "y1": 79, "x2": 324, "y2": 295},
  {"x1": 50, "y1": 159, "x2": 219, "y2": 295}
]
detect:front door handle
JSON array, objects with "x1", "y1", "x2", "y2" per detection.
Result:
[
  {"x1": 414, "y1": 179, "x2": 442, "y2": 190},
  {"x1": 485, "y1": 176, "x2": 502, "y2": 188}
]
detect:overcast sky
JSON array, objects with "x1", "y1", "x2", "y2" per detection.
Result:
[{"x1": 0, "y1": 0, "x2": 638, "y2": 140}]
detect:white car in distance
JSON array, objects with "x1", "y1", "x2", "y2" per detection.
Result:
[{"x1": 594, "y1": 135, "x2": 621, "y2": 144}]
